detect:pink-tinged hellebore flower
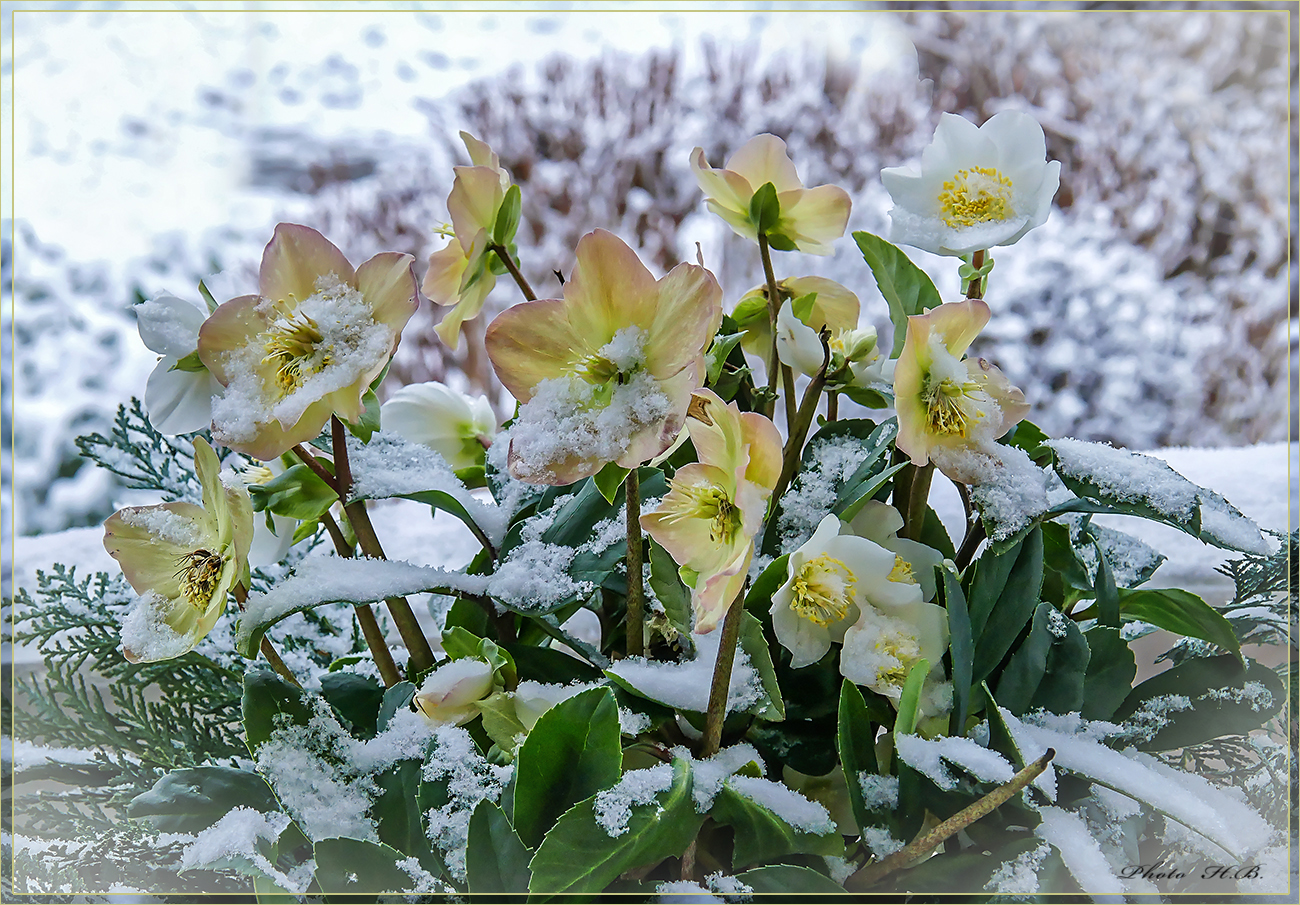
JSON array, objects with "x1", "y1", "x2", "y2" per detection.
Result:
[
  {"x1": 197, "y1": 224, "x2": 419, "y2": 461},
  {"x1": 893, "y1": 299, "x2": 1029, "y2": 484},
  {"x1": 426, "y1": 132, "x2": 514, "y2": 350},
  {"x1": 881, "y1": 111, "x2": 1060, "y2": 257},
  {"x1": 413, "y1": 657, "x2": 497, "y2": 726},
  {"x1": 691, "y1": 135, "x2": 851, "y2": 255},
  {"x1": 641, "y1": 389, "x2": 782, "y2": 633},
  {"x1": 381, "y1": 382, "x2": 497, "y2": 472},
  {"x1": 103, "y1": 438, "x2": 254, "y2": 662},
  {"x1": 485, "y1": 229, "x2": 722, "y2": 485},
  {"x1": 771, "y1": 515, "x2": 925, "y2": 669},
  {"x1": 136, "y1": 293, "x2": 223, "y2": 435},
  {"x1": 733, "y1": 276, "x2": 860, "y2": 371}
]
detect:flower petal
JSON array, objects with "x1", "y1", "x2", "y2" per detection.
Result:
[
  {"x1": 423, "y1": 239, "x2": 470, "y2": 307},
  {"x1": 356, "y1": 251, "x2": 419, "y2": 335},
  {"x1": 690, "y1": 147, "x2": 754, "y2": 214},
  {"x1": 563, "y1": 229, "x2": 659, "y2": 344},
  {"x1": 694, "y1": 548, "x2": 750, "y2": 634},
  {"x1": 739, "y1": 411, "x2": 783, "y2": 492},
  {"x1": 725, "y1": 134, "x2": 802, "y2": 193},
  {"x1": 196, "y1": 295, "x2": 265, "y2": 387},
  {"x1": 259, "y1": 223, "x2": 356, "y2": 305},
  {"x1": 144, "y1": 362, "x2": 218, "y2": 435},
  {"x1": 776, "y1": 301, "x2": 827, "y2": 377},
  {"x1": 776, "y1": 184, "x2": 852, "y2": 254},
  {"x1": 644, "y1": 262, "x2": 723, "y2": 379},
  {"x1": 103, "y1": 502, "x2": 211, "y2": 598},
  {"x1": 484, "y1": 297, "x2": 588, "y2": 402},
  {"x1": 448, "y1": 166, "x2": 507, "y2": 244},
  {"x1": 770, "y1": 590, "x2": 832, "y2": 668},
  {"x1": 137, "y1": 294, "x2": 206, "y2": 357}
]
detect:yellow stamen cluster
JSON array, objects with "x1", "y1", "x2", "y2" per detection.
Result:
[
  {"x1": 924, "y1": 378, "x2": 980, "y2": 438},
  {"x1": 579, "y1": 353, "x2": 622, "y2": 386},
  {"x1": 263, "y1": 304, "x2": 328, "y2": 392},
  {"x1": 937, "y1": 166, "x2": 1014, "y2": 229},
  {"x1": 790, "y1": 554, "x2": 856, "y2": 627},
  {"x1": 175, "y1": 549, "x2": 224, "y2": 607},
  {"x1": 874, "y1": 631, "x2": 922, "y2": 688},
  {"x1": 888, "y1": 555, "x2": 917, "y2": 585},
  {"x1": 662, "y1": 482, "x2": 742, "y2": 544}
]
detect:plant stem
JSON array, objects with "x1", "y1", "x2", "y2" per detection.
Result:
[
  {"x1": 827, "y1": 390, "x2": 839, "y2": 422},
  {"x1": 966, "y1": 249, "x2": 985, "y2": 300},
  {"x1": 292, "y1": 443, "x2": 338, "y2": 493},
  {"x1": 702, "y1": 583, "x2": 748, "y2": 757},
  {"x1": 320, "y1": 508, "x2": 352, "y2": 556},
  {"x1": 624, "y1": 467, "x2": 646, "y2": 658},
  {"x1": 490, "y1": 243, "x2": 537, "y2": 302},
  {"x1": 955, "y1": 519, "x2": 988, "y2": 572},
  {"x1": 845, "y1": 748, "x2": 1055, "y2": 890},
  {"x1": 757, "y1": 232, "x2": 783, "y2": 420},
  {"x1": 768, "y1": 336, "x2": 830, "y2": 512},
  {"x1": 780, "y1": 364, "x2": 798, "y2": 427},
  {"x1": 231, "y1": 584, "x2": 303, "y2": 689},
  {"x1": 332, "y1": 416, "x2": 436, "y2": 676},
  {"x1": 904, "y1": 463, "x2": 934, "y2": 542}
]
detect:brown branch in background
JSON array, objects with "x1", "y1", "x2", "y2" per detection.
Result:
[{"x1": 624, "y1": 468, "x2": 646, "y2": 658}]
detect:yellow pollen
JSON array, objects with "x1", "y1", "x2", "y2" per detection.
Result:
[
  {"x1": 937, "y1": 166, "x2": 1014, "y2": 229},
  {"x1": 889, "y1": 555, "x2": 917, "y2": 585},
  {"x1": 923, "y1": 378, "x2": 980, "y2": 438},
  {"x1": 175, "y1": 549, "x2": 224, "y2": 608},
  {"x1": 262, "y1": 305, "x2": 328, "y2": 393},
  {"x1": 662, "y1": 481, "x2": 742, "y2": 544},
  {"x1": 874, "y1": 632, "x2": 922, "y2": 688},
  {"x1": 790, "y1": 554, "x2": 856, "y2": 627}
]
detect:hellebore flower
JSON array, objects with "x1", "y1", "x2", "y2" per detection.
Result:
[
  {"x1": 381, "y1": 382, "x2": 497, "y2": 472},
  {"x1": 642, "y1": 389, "x2": 782, "y2": 632},
  {"x1": 485, "y1": 229, "x2": 722, "y2": 485},
  {"x1": 197, "y1": 224, "x2": 419, "y2": 461},
  {"x1": 733, "y1": 276, "x2": 860, "y2": 370},
  {"x1": 691, "y1": 134, "x2": 851, "y2": 255},
  {"x1": 840, "y1": 600, "x2": 952, "y2": 716},
  {"x1": 775, "y1": 301, "x2": 882, "y2": 382},
  {"x1": 848, "y1": 500, "x2": 945, "y2": 601},
  {"x1": 413, "y1": 657, "x2": 497, "y2": 726},
  {"x1": 881, "y1": 111, "x2": 1061, "y2": 257},
  {"x1": 770, "y1": 515, "x2": 924, "y2": 669},
  {"x1": 136, "y1": 293, "x2": 223, "y2": 435},
  {"x1": 426, "y1": 132, "x2": 514, "y2": 350},
  {"x1": 238, "y1": 458, "x2": 298, "y2": 567},
  {"x1": 103, "y1": 438, "x2": 254, "y2": 662},
  {"x1": 893, "y1": 299, "x2": 1029, "y2": 483}
]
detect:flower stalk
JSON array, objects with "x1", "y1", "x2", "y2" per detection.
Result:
[
  {"x1": 701, "y1": 583, "x2": 748, "y2": 757},
  {"x1": 490, "y1": 242, "x2": 537, "y2": 302},
  {"x1": 904, "y1": 462, "x2": 934, "y2": 542},
  {"x1": 625, "y1": 467, "x2": 646, "y2": 657},
  {"x1": 964, "y1": 249, "x2": 986, "y2": 300},
  {"x1": 232, "y1": 583, "x2": 302, "y2": 689},
  {"x1": 757, "y1": 231, "x2": 783, "y2": 420},
  {"x1": 769, "y1": 333, "x2": 830, "y2": 512}
]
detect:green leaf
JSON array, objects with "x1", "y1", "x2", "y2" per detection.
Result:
[
  {"x1": 766, "y1": 231, "x2": 799, "y2": 252},
  {"x1": 942, "y1": 567, "x2": 973, "y2": 733},
  {"x1": 837, "y1": 680, "x2": 879, "y2": 834},
  {"x1": 1090, "y1": 535, "x2": 1121, "y2": 627},
  {"x1": 198, "y1": 278, "x2": 219, "y2": 313},
  {"x1": 242, "y1": 669, "x2": 312, "y2": 754},
  {"x1": 749, "y1": 181, "x2": 781, "y2": 234},
  {"x1": 705, "y1": 331, "x2": 745, "y2": 386},
  {"x1": 790, "y1": 290, "x2": 817, "y2": 323},
  {"x1": 1048, "y1": 460, "x2": 1202, "y2": 538},
  {"x1": 512, "y1": 687, "x2": 622, "y2": 849},
  {"x1": 343, "y1": 389, "x2": 382, "y2": 443},
  {"x1": 994, "y1": 603, "x2": 1089, "y2": 716},
  {"x1": 1040, "y1": 521, "x2": 1094, "y2": 610},
  {"x1": 526, "y1": 757, "x2": 702, "y2": 898},
  {"x1": 647, "y1": 538, "x2": 693, "y2": 631},
  {"x1": 169, "y1": 349, "x2": 207, "y2": 372},
  {"x1": 894, "y1": 658, "x2": 929, "y2": 736},
  {"x1": 918, "y1": 504, "x2": 957, "y2": 561},
  {"x1": 312, "y1": 837, "x2": 421, "y2": 895},
  {"x1": 441, "y1": 625, "x2": 484, "y2": 660},
  {"x1": 592, "y1": 462, "x2": 629, "y2": 504},
  {"x1": 376, "y1": 681, "x2": 417, "y2": 731},
  {"x1": 1081, "y1": 626, "x2": 1137, "y2": 721},
  {"x1": 998, "y1": 419, "x2": 1051, "y2": 465},
  {"x1": 735, "y1": 864, "x2": 846, "y2": 894},
  {"x1": 744, "y1": 554, "x2": 789, "y2": 615},
  {"x1": 503, "y1": 640, "x2": 601, "y2": 684},
  {"x1": 972, "y1": 527, "x2": 1045, "y2": 682},
  {"x1": 477, "y1": 691, "x2": 529, "y2": 755},
  {"x1": 319, "y1": 672, "x2": 384, "y2": 740},
  {"x1": 128, "y1": 766, "x2": 278, "y2": 833},
  {"x1": 466, "y1": 800, "x2": 532, "y2": 894},
  {"x1": 737, "y1": 611, "x2": 785, "y2": 721},
  {"x1": 1118, "y1": 587, "x2": 1242, "y2": 664},
  {"x1": 710, "y1": 784, "x2": 844, "y2": 868},
  {"x1": 1112, "y1": 655, "x2": 1285, "y2": 751},
  {"x1": 852, "y1": 231, "x2": 942, "y2": 357},
  {"x1": 372, "y1": 759, "x2": 434, "y2": 863},
  {"x1": 248, "y1": 463, "x2": 337, "y2": 520},
  {"x1": 493, "y1": 183, "x2": 522, "y2": 246}
]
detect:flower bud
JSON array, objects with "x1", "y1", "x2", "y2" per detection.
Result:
[{"x1": 413, "y1": 658, "x2": 495, "y2": 726}]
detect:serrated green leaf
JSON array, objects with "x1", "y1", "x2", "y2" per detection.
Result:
[
  {"x1": 852, "y1": 231, "x2": 942, "y2": 358},
  {"x1": 466, "y1": 800, "x2": 532, "y2": 894},
  {"x1": 647, "y1": 538, "x2": 692, "y2": 632},
  {"x1": 312, "y1": 837, "x2": 420, "y2": 895},
  {"x1": 372, "y1": 759, "x2": 434, "y2": 863},
  {"x1": 705, "y1": 331, "x2": 745, "y2": 386},
  {"x1": 942, "y1": 568, "x2": 973, "y2": 733},
  {"x1": 376, "y1": 681, "x2": 417, "y2": 731},
  {"x1": 743, "y1": 554, "x2": 789, "y2": 615},
  {"x1": 1090, "y1": 535, "x2": 1121, "y2": 627},
  {"x1": 592, "y1": 461, "x2": 629, "y2": 504},
  {"x1": 994, "y1": 603, "x2": 1089, "y2": 715},
  {"x1": 319, "y1": 672, "x2": 384, "y2": 739},
  {"x1": 737, "y1": 611, "x2": 784, "y2": 721},
  {"x1": 837, "y1": 680, "x2": 879, "y2": 834},
  {"x1": 972, "y1": 527, "x2": 1045, "y2": 682},
  {"x1": 1081, "y1": 626, "x2": 1136, "y2": 721},
  {"x1": 735, "y1": 864, "x2": 846, "y2": 894},
  {"x1": 242, "y1": 669, "x2": 312, "y2": 755}
]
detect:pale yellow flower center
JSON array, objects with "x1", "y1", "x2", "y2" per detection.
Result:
[
  {"x1": 937, "y1": 167, "x2": 1014, "y2": 229},
  {"x1": 240, "y1": 464, "x2": 276, "y2": 486},
  {"x1": 263, "y1": 302, "x2": 330, "y2": 393},
  {"x1": 889, "y1": 555, "x2": 917, "y2": 585},
  {"x1": 662, "y1": 481, "x2": 742, "y2": 544},
  {"x1": 175, "y1": 549, "x2": 223, "y2": 608},
  {"x1": 790, "y1": 554, "x2": 856, "y2": 627},
  {"x1": 874, "y1": 630, "x2": 922, "y2": 689},
  {"x1": 923, "y1": 377, "x2": 983, "y2": 439}
]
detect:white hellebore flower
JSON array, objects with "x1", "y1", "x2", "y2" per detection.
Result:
[
  {"x1": 137, "y1": 294, "x2": 222, "y2": 435},
  {"x1": 775, "y1": 300, "x2": 884, "y2": 386},
  {"x1": 239, "y1": 458, "x2": 297, "y2": 567},
  {"x1": 380, "y1": 382, "x2": 497, "y2": 472},
  {"x1": 771, "y1": 515, "x2": 921, "y2": 669},
  {"x1": 841, "y1": 602, "x2": 951, "y2": 717},
  {"x1": 849, "y1": 501, "x2": 945, "y2": 601},
  {"x1": 881, "y1": 111, "x2": 1061, "y2": 257},
  {"x1": 413, "y1": 658, "x2": 496, "y2": 726},
  {"x1": 512, "y1": 680, "x2": 592, "y2": 731}
]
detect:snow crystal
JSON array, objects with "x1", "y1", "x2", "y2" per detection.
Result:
[
  {"x1": 1046, "y1": 439, "x2": 1200, "y2": 521},
  {"x1": 595, "y1": 763, "x2": 674, "y2": 837},
  {"x1": 965, "y1": 445, "x2": 1053, "y2": 541},
  {"x1": 180, "y1": 807, "x2": 311, "y2": 893},
  {"x1": 894, "y1": 733, "x2": 1015, "y2": 791},
  {"x1": 346, "y1": 431, "x2": 509, "y2": 546},
  {"x1": 507, "y1": 329, "x2": 676, "y2": 484},
  {"x1": 117, "y1": 505, "x2": 204, "y2": 547},
  {"x1": 705, "y1": 871, "x2": 754, "y2": 899},
  {"x1": 984, "y1": 841, "x2": 1050, "y2": 896},
  {"x1": 5, "y1": 741, "x2": 106, "y2": 770},
  {"x1": 619, "y1": 708, "x2": 652, "y2": 736},
  {"x1": 239, "y1": 554, "x2": 488, "y2": 650},
  {"x1": 1091, "y1": 785, "x2": 1141, "y2": 822},
  {"x1": 1114, "y1": 693, "x2": 1193, "y2": 744},
  {"x1": 421, "y1": 724, "x2": 512, "y2": 881},
  {"x1": 1034, "y1": 806, "x2": 1126, "y2": 896},
  {"x1": 861, "y1": 825, "x2": 904, "y2": 859},
  {"x1": 821, "y1": 855, "x2": 857, "y2": 886},
  {"x1": 1046, "y1": 608, "x2": 1069, "y2": 638},
  {"x1": 211, "y1": 277, "x2": 394, "y2": 446},
  {"x1": 1071, "y1": 521, "x2": 1165, "y2": 588},
  {"x1": 654, "y1": 880, "x2": 722, "y2": 902},
  {"x1": 857, "y1": 772, "x2": 899, "y2": 810},
  {"x1": 1197, "y1": 488, "x2": 1269, "y2": 553},
  {"x1": 119, "y1": 591, "x2": 193, "y2": 661},
  {"x1": 607, "y1": 629, "x2": 762, "y2": 715},
  {"x1": 486, "y1": 505, "x2": 593, "y2": 611},
  {"x1": 725, "y1": 775, "x2": 836, "y2": 835},
  {"x1": 1202, "y1": 680, "x2": 1273, "y2": 711},
  {"x1": 777, "y1": 435, "x2": 875, "y2": 552},
  {"x1": 395, "y1": 856, "x2": 447, "y2": 894},
  {"x1": 677, "y1": 743, "x2": 764, "y2": 813}
]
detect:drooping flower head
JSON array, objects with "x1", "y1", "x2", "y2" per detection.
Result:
[
  {"x1": 485, "y1": 229, "x2": 722, "y2": 485},
  {"x1": 103, "y1": 438, "x2": 254, "y2": 662},
  {"x1": 426, "y1": 132, "x2": 514, "y2": 350},
  {"x1": 771, "y1": 515, "x2": 924, "y2": 669},
  {"x1": 136, "y1": 293, "x2": 223, "y2": 435},
  {"x1": 197, "y1": 224, "x2": 419, "y2": 460},
  {"x1": 641, "y1": 389, "x2": 782, "y2": 632},
  {"x1": 691, "y1": 134, "x2": 851, "y2": 255},
  {"x1": 893, "y1": 299, "x2": 1029, "y2": 483},
  {"x1": 381, "y1": 382, "x2": 497, "y2": 473},
  {"x1": 841, "y1": 600, "x2": 951, "y2": 716},
  {"x1": 881, "y1": 111, "x2": 1061, "y2": 257}
]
